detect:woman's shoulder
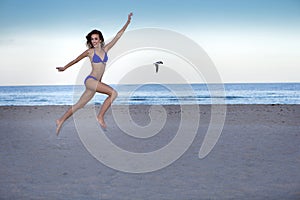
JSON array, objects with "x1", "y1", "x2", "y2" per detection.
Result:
[
  {"x1": 86, "y1": 48, "x2": 93, "y2": 55},
  {"x1": 103, "y1": 46, "x2": 110, "y2": 53}
]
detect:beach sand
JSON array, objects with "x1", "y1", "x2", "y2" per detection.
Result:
[{"x1": 0, "y1": 105, "x2": 299, "y2": 199}]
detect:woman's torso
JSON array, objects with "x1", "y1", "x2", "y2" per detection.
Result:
[{"x1": 88, "y1": 48, "x2": 108, "y2": 81}]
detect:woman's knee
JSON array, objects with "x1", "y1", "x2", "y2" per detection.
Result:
[{"x1": 111, "y1": 90, "x2": 118, "y2": 100}]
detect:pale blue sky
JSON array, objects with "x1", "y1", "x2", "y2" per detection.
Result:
[{"x1": 0, "y1": 0, "x2": 299, "y2": 85}]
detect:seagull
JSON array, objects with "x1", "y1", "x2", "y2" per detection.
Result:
[{"x1": 153, "y1": 61, "x2": 163, "y2": 73}]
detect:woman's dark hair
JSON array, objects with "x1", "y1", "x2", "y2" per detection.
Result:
[{"x1": 86, "y1": 29, "x2": 104, "y2": 48}]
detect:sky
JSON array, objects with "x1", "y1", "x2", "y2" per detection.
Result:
[{"x1": 0, "y1": 0, "x2": 299, "y2": 85}]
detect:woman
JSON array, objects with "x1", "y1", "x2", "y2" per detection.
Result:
[{"x1": 56, "y1": 13, "x2": 133, "y2": 135}]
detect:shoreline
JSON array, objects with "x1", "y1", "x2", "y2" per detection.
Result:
[{"x1": 1, "y1": 103, "x2": 299, "y2": 107}]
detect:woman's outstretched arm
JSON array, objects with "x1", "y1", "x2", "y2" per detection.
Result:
[
  {"x1": 104, "y1": 12, "x2": 133, "y2": 52},
  {"x1": 56, "y1": 49, "x2": 89, "y2": 71}
]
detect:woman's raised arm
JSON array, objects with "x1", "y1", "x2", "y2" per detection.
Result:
[{"x1": 104, "y1": 12, "x2": 133, "y2": 52}]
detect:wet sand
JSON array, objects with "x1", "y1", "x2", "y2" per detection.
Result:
[{"x1": 0, "y1": 105, "x2": 299, "y2": 199}]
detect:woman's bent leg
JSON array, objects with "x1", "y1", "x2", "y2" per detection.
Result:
[{"x1": 96, "y1": 82, "x2": 118, "y2": 128}]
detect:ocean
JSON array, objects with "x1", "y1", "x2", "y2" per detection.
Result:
[{"x1": 0, "y1": 83, "x2": 299, "y2": 106}]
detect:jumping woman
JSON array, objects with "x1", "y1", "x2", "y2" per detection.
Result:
[{"x1": 56, "y1": 13, "x2": 133, "y2": 135}]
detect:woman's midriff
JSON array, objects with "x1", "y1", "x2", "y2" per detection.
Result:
[{"x1": 90, "y1": 63, "x2": 106, "y2": 81}]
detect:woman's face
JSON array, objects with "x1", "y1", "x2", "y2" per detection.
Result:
[{"x1": 91, "y1": 34, "x2": 101, "y2": 47}]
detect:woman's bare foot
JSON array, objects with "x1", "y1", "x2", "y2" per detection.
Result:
[
  {"x1": 56, "y1": 119, "x2": 63, "y2": 136},
  {"x1": 97, "y1": 116, "x2": 107, "y2": 129}
]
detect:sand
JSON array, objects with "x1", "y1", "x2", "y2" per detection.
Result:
[{"x1": 0, "y1": 105, "x2": 299, "y2": 199}]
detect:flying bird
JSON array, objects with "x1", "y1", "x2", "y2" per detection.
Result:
[{"x1": 153, "y1": 61, "x2": 163, "y2": 73}]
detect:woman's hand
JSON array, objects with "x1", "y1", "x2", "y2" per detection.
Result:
[
  {"x1": 128, "y1": 12, "x2": 133, "y2": 22},
  {"x1": 56, "y1": 67, "x2": 65, "y2": 72}
]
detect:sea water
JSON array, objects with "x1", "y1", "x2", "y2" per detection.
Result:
[{"x1": 0, "y1": 83, "x2": 299, "y2": 106}]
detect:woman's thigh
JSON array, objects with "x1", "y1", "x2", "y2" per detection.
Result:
[
  {"x1": 96, "y1": 82, "x2": 115, "y2": 96},
  {"x1": 74, "y1": 88, "x2": 95, "y2": 108}
]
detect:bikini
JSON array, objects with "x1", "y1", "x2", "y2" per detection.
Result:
[{"x1": 84, "y1": 49, "x2": 108, "y2": 84}]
